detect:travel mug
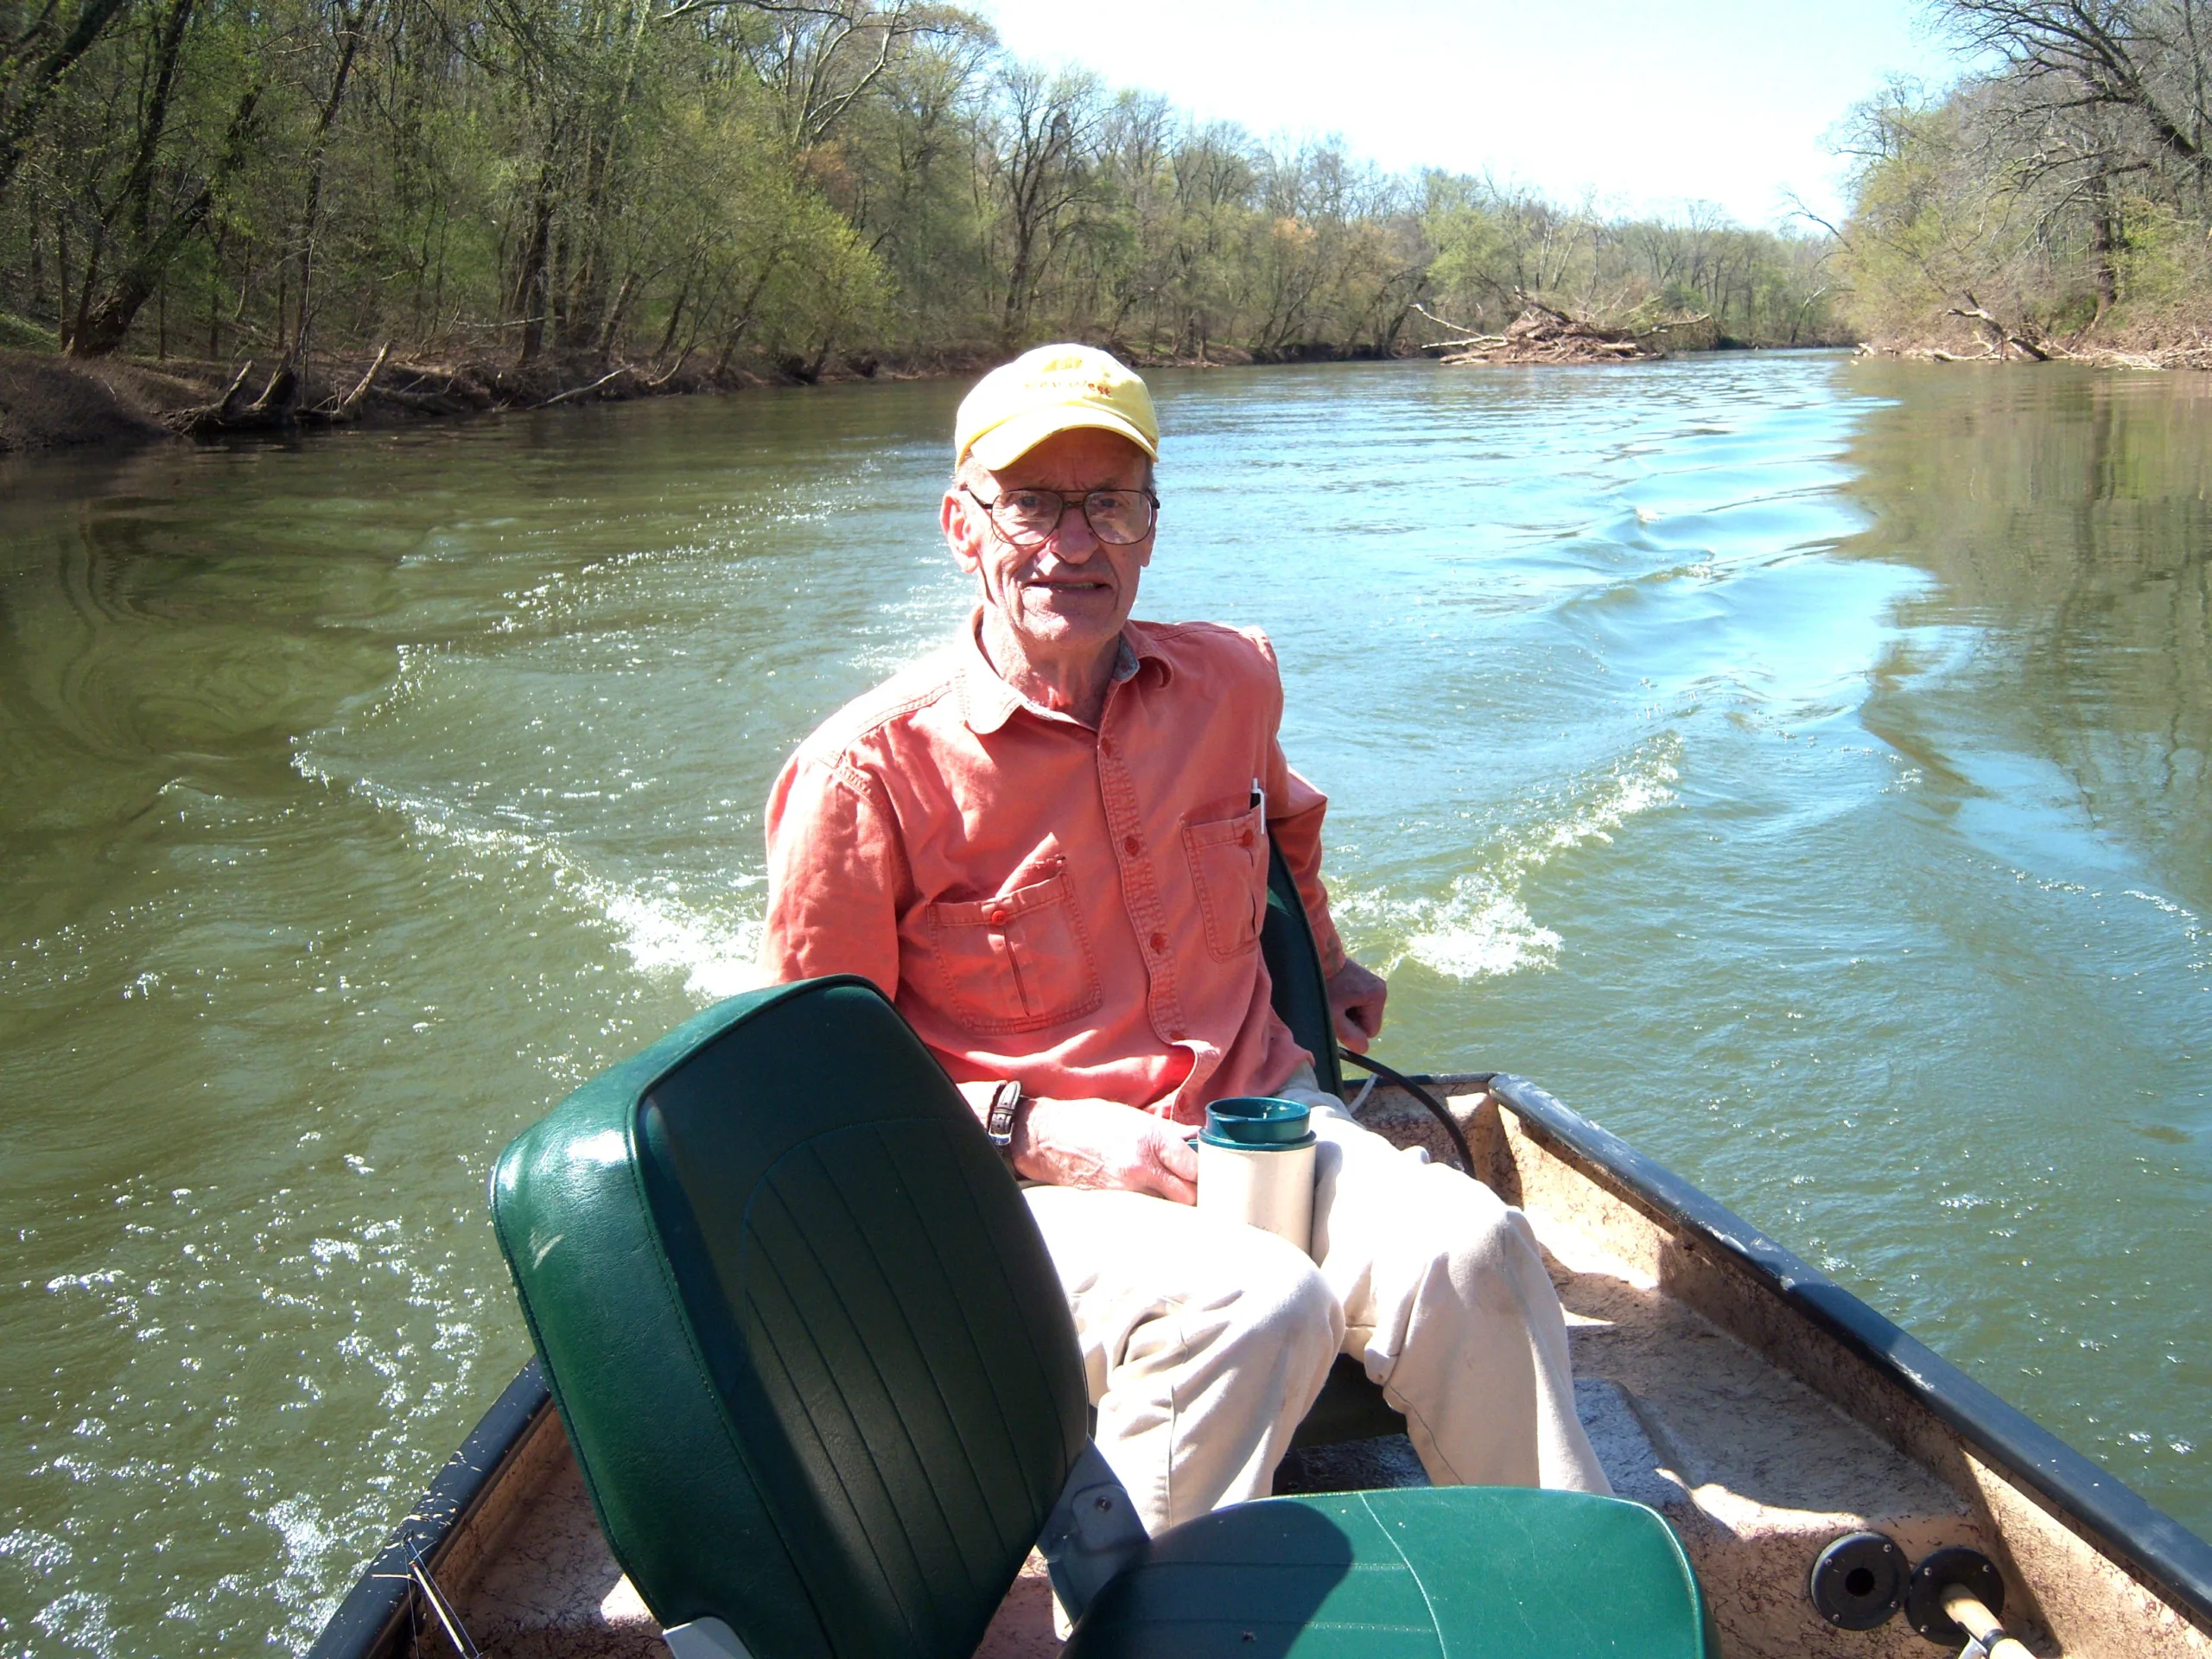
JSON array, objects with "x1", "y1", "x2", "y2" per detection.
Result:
[{"x1": 1197, "y1": 1096, "x2": 1318, "y2": 1255}]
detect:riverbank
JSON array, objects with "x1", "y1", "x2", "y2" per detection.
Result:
[
  {"x1": 1, "y1": 339, "x2": 1372, "y2": 455},
  {"x1": 0, "y1": 345, "x2": 891, "y2": 454},
  {"x1": 1855, "y1": 306, "x2": 2212, "y2": 370}
]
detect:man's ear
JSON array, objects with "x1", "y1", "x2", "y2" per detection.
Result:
[{"x1": 942, "y1": 486, "x2": 986, "y2": 575}]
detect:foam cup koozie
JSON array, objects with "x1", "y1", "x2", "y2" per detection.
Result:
[{"x1": 1197, "y1": 1096, "x2": 1318, "y2": 1255}]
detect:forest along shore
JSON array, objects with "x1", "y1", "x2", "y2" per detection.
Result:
[
  {"x1": 9, "y1": 3, "x2": 2212, "y2": 457},
  {"x1": 1, "y1": 0, "x2": 1850, "y2": 461}
]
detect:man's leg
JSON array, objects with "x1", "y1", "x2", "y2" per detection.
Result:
[
  {"x1": 1281, "y1": 1084, "x2": 1612, "y2": 1495},
  {"x1": 1022, "y1": 1185, "x2": 1342, "y2": 1535}
]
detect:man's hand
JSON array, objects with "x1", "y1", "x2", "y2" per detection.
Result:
[
  {"x1": 1325, "y1": 957, "x2": 1389, "y2": 1052},
  {"x1": 1014, "y1": 1096, "x2": 1199, "y2": 1205}
]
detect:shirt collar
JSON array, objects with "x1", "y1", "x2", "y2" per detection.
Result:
[{"x1": 957, "y1": 612, "x2": 1172, "y2": 735}]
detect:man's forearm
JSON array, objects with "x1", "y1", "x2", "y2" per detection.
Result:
[{"x1": 955, "y1": 1084, "x2": 1198, "y2": 1204}]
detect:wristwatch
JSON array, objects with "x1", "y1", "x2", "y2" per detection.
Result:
[{"x1": 985, "y1": 1079, "x2": 1023, "y2": 1166}]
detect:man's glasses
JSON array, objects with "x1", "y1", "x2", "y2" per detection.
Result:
[{"x1": 962, "y1": 486, "x2": 1159, "y2": 547}]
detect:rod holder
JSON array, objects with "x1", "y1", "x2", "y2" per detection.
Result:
[{"x1": 1905, "y1": 1546, "x2": 2016, "y2": 1651}]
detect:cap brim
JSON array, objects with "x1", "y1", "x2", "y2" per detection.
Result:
[{"x1": 966, "y1": 405, "x2": 1158, "y2": 471}]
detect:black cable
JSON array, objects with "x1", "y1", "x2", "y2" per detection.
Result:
[{"x1": 1337, "y1": 1047, "x2": 1478, "y2": 1176}]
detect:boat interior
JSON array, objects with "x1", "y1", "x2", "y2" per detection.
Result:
[
  {"x1": 323, "y1": 1050, "x2": 2210, "y2": 1659},
  {"x1": 311, "y1": 845, "x2": 2212, "y2": 1659}
]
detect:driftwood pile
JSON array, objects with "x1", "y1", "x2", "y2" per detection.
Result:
[
  {"x1": 1418, "y1": 300, "x2": 1704, "y2": 366},
  {"x1": 163, "y1": 346, "x2": 692, "y2": 437},
  {"x1": 1415, "y1": 302, "x2": 1707, "y2": 372}
]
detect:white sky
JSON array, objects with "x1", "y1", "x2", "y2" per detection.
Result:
[{"x1": 975, "y1": 0, "x2": 1969, "y2": 229}]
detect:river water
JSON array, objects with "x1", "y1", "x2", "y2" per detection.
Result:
[{"x1": 1, "y1": 355, "x2": 2206, "y2": 1655}]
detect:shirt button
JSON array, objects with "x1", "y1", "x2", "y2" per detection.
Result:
[
  {"x1": 1149, "y1": 931, "x2": 1168, "y2": 953},
  {"x1": 1122, "y1": 835, "x2": 1141, "y2": 856},
  {"x1": 1167, "y1": 1028, "x2": 1186, "y2": 1042},
  {"x1": 1238, "y1": 829, "x2": 1255, "y2": 849},
  {"x1": 988, "y1": 908, "x2": 1009, "y2": 925}
]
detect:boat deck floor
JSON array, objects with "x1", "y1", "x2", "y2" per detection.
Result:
[{"x1": 442, "y1": 1196, "x2": 1973, "y2": 1659}]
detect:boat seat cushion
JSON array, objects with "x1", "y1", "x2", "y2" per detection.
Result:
[
  {"x1": 491, "y1": 976, "x2": 1090, "y2": 1659},
  {"x1": 1064, "y1": 1486, "x2": 1715, "y2": 1658}
]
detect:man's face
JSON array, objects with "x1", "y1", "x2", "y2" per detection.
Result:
[{"x1": 942, "y1": 427, "x2": 1154, "y2": 661}]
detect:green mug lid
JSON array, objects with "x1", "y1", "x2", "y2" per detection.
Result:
[{"x1": 1202, "y1": 1096, "x2": 1316, "y2": 1149}]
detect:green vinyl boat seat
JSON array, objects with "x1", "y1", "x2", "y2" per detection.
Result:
[
  {"x1": 1262, "y1": 831, "x2": 1408, "y2": 1452},
  {"x1": 491, "y1": 975, "x2": 1715, "y2": 1659},
  {"x1": 1065, "y1": 1487, "x2": 1713, "y2": 1659}
]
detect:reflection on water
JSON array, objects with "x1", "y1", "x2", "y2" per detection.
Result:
[{"x1": 0, "y1": 358, "x2": 2206, "y2": 1656}]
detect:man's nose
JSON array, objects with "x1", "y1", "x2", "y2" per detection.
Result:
[{"x1": 1040, "y1": 506, "x2": 1101, "y2": 562}]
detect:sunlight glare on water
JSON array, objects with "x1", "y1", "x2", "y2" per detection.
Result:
[{"x1": 0, "y1": 355, "x2": 2206, "y2": 1655}]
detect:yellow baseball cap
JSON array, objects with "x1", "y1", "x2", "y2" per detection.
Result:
[{"x1": 954, "y1": 343, "x2": 1159, "y2": 471}]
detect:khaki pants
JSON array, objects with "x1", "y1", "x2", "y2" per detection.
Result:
[{"x1": 1022, "y1": 1086, "x2": 1610, "y2": 1536}]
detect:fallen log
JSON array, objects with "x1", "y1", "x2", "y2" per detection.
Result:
[
  {"x1": 168, "y1": 359, "x2": 304, "y2": 436},
  {"x1": 216, "y1": 359, "x2": 257, "y2": 420},
  {"x1": 1949, "y1": 295, "x2": 2055, "y2": 362},
  {"x1": 526, "y1": 365, "x2": 630, "y2": 410},
  {"x1": 644, "y1": 347, "x2": 693, "y2": 391},
  {"x1": 322, "y1": 343, "x2": 391, "y2": 423},
  {"x1": 249, "y1": 362, "x2": 301, "y2": 418}
]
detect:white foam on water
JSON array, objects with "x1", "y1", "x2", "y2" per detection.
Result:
[
  {"x1": 1344, "y1": 738, "x2": 1681, "y2": 982},
  {"x1": 593, "y1": 882, "x2": 766, "y2": 1001},
  {"x1": 294, "y1": 758, "x2": 766, "y2": 1004},
  {"x1": 1402, "y1": 880, "x2": 1563, "y2": 980}
]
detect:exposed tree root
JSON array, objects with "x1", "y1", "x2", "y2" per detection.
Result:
[{"x1": 162, "y1": 347, "x2": 677, "y2": 435}]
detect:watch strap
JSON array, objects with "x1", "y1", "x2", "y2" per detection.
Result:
[{"x1": 985, "y1": 1079, "x2": 1022, "y2": 1160}]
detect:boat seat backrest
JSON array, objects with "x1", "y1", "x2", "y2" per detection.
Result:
[
  {"x1": 492, "y1": 976, "x2": 1090, "y2": 1659},
  {"x1": 1262, "y1": 833, "x2": 1343, "y2": 1096}
]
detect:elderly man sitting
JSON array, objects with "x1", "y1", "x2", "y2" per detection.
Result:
[{"x1": 760, "y1": 344, "x2": 1608, "y2": 1543}]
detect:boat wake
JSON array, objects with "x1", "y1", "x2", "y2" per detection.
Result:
[
  {"x1": 1340, "y1": 736, "x2": 1681, "y2": 981},
  {"x1": 291, "y1": 757, "x2": 766, "y2": 1005}
]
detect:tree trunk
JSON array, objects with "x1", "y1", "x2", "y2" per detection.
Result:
[
  {"x1": 657, "y1": 271, "x2": 691, "y2": 359},
  {"x1": 597, "y1": 269, "x2": 638, "y2": 353},
  {"x1": 2089, "y1": 166, "x2": 2120, "y2": 327},
  {"x1": 512, "y1": 160, "x2": 557, "y2": 364},
  {"x1": 55, "y1": 217, "x2": 72, "y2": 350},
  {"x1": 67, "y1": 82, "x2": 263, "y2": 357},
  {"x1": 289, "y1": 0, "x2": 372, "y2": 372}
]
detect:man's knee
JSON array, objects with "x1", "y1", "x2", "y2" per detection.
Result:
[
  {"x1": 1200, "y1": 1225, "x2": 1343, "y2": 1363},
  {"x1": 1412, "y1": 1176, "x2": 1554, "y2": 1314},
  {"x1": 1334, "y1": 1153, "x2": 1550, "y2": 1308}
]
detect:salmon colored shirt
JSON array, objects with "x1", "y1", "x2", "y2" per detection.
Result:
[{"x1": 760, "y1": 613, "x2": 1348, "y2": 1123}]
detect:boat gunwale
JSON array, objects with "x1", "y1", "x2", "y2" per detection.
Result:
[
  {"x1": 303, "y1": 1357, "x2": 556, "y2": 1659},
  {"x1": 1481, "y1": 1069, "x2": 2212, "y2": 1639}
]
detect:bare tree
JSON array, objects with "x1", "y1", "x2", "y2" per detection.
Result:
[
  {"x1": 1936, "y1": 0, "x2": 2212, "y2": 175},
  {"x1": 989, "y1": 64, "x2": 1097, "y2": 341}
]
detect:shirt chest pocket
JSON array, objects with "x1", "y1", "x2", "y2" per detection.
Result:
[
  {"x1": 923, "y1": 872, "x2": 1104, "y2": 1035},
  {"x1": 1183, "y1": 804, "x2": 1266, "y2": 961}
]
